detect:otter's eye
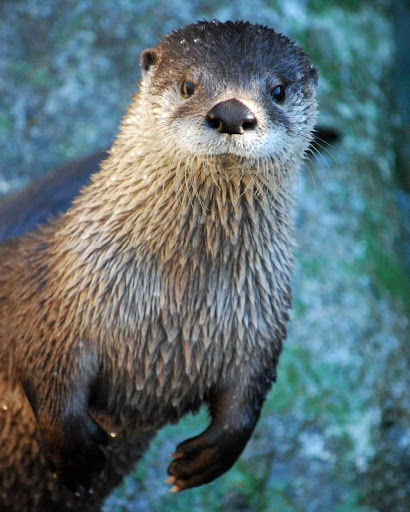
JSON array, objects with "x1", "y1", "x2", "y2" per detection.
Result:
[
  {"x1": 271, "y1": 85, "x2": 286, "y2": 104},
  {"x1": 180, "y1": 81, "x2": 195, "y2": 99}
]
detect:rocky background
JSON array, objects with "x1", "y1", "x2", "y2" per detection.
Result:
[{"x1": 0, "y1": 1, "x2": 409, "y2": 511}]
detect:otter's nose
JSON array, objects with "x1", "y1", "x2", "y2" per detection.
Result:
[{"x1": 206, "y1": 99, "x2": 257, "y2": 135}]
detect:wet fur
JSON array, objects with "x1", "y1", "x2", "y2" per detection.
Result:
[{"x1": 0, "y1": 21, "x2": 318, "y2": 511}]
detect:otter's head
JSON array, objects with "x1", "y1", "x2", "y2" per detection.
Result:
[{"x1": 136, "y1": 20, "x2": 318, "y2": 177}]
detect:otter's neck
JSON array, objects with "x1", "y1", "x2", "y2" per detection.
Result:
[{"x1": 58, "y1": 140, "x2": 294, "y2": 256}]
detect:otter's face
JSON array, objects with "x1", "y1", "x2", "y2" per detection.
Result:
[{"x1": 139, "y1": 20, "x2": 318, "y2": 166}]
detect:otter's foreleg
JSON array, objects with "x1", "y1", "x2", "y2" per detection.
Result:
[
  {"x1": 22, "y1": 351, "x2": 109, "y2": 490},
  {"x1": 167, "y1": 376, "x2": 272, "y2": 490}
]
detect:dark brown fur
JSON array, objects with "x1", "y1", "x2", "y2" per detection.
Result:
[
  {"x1": 0, "y1": 21, "x2": 318, "y2": 511},
  {"x1": 0, "y1": 149, "x2": 106, "y2": 241}
]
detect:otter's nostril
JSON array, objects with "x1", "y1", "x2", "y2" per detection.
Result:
[
  {"x1": 242, "y1": 119, "x2": 257, "y2": 131},
  {"x1": 207, "y1": 116, "x2": 222, "y2": 131}
]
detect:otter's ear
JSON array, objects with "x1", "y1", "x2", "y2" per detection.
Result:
[{"x1": 140, "y1": 49, "x2": 159, "y2": 76}]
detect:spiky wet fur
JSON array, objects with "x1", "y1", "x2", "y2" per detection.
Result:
[{"x1": 0, "y1": 20, "x2": 317, "y2": 511}]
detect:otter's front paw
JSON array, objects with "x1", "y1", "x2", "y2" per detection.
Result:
[{"x1": 166, "y1": 429, "x2": 248, "y2": 491}]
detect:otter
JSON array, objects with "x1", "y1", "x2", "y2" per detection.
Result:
[{"x1": 0, "y1": 20, "x2": 318, "y2": 511}]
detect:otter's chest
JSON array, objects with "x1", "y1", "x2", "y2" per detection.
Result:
[{"x1": 99, "y1": 208, "x2": 293, "y2": 427}]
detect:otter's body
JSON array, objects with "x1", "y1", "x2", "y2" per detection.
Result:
[{"x1": 0, "y1": 21, "x2": 318, "y2": 511}]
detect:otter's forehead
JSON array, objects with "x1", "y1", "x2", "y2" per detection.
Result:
[{"x1": 153, "y1": 20, "x2": 314, "y2": 86}]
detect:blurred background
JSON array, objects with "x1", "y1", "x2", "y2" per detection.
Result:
[{"x1": 0, "y1": 1, "x2": 409, "y2": 511}]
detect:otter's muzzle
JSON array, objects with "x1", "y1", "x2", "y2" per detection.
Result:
[{"x1": 206, "y1": 99, "x2": 257, "y2": 135}]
